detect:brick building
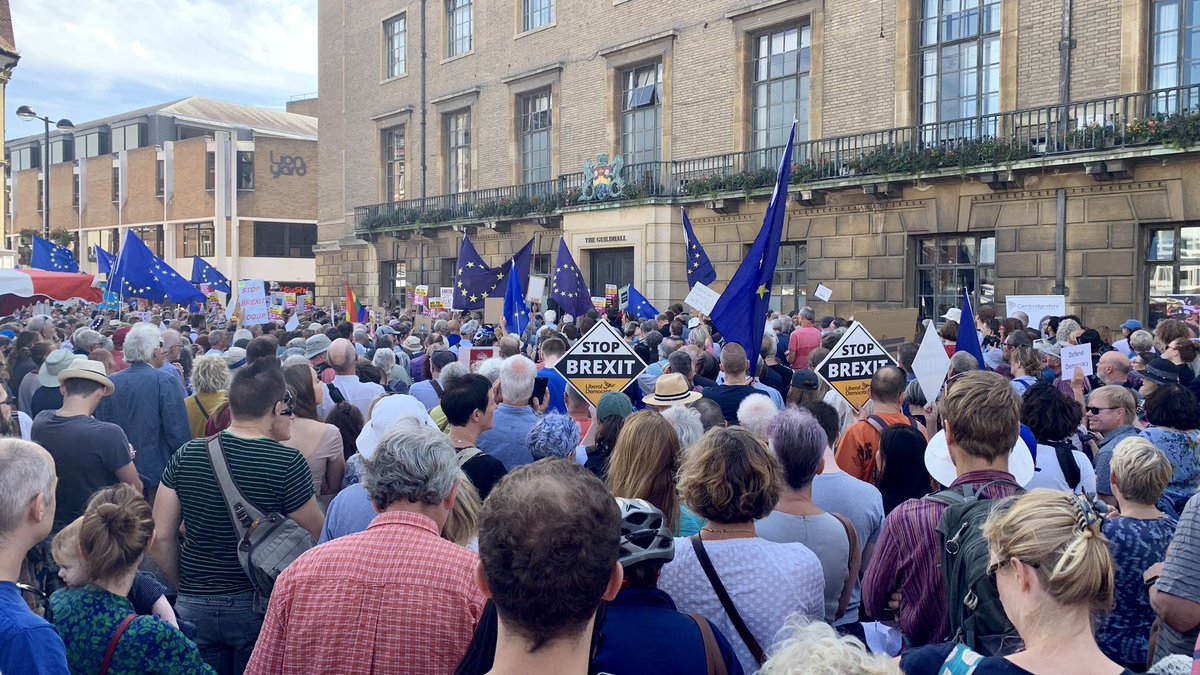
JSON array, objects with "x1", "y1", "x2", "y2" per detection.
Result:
[
  {"x1": 317, "y1": 0, "x2": 1200, "y2": 328},
  {"x1": 6, "y1": 97, "x2": 319, "y2": 287}
]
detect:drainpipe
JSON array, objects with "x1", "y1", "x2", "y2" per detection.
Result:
[
  {"x1": 420, "y1": 0, "x2": 428, "y2": 201},
  {"x1": 1051, "y1": 0, "x2": 1073, "y2": 299}
]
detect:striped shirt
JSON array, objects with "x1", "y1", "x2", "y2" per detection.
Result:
[
  {"x1": 1155, "y1": 494, "x2": 1200, "y2": 663},
  {"x1": 161, "y1": 432, "x2": 313, "y2": 596},
  {"x1": 862, "y1": 470, "x2": 1019, "y2": 648}
]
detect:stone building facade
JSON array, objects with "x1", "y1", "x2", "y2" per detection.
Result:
[
  {"x1": 316, "y1": 0, "x2": 1200, "y2": 327},
  {"x1": 6, "y1": 97, "x2": 319, "y2": 287}
]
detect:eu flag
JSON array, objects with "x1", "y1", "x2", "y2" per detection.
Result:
[
  {"x1": 709, "y1": 121, "x2": 795, "y2": 370},
  {"x1": 455, "y1": 236, "x2": 505, "y2": 310},
  {"x1": 503, "y1": 259, "x2": 530, "y2": 337},
  {"x1": 955, "y1": 287, "x2": 985, "y2": 369},
  {"x1": 94, "y1": 245, "x2": 116, "y2": 275},
  {"x1": 682, "y1": 208, "x2": 716, "y2": 288},
  {"x1": 190, "y1": 257, "x2": 232, "y2": 294},
  {"x1": 31, "y1": 236, "x2": 80, "y2": 273},
  {"x1": 110, "y1": 230, "x2": 206, "y2": 305},
  {"x1": 625, "y1": 284, "x2": 659, "y2": 321},
  {"x1": 550, "y1": 237, "x2": 593, "y2": 318}
]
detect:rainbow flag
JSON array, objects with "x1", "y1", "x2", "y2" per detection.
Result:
[{"x1": 345, "y1": 285, "x2": 368, "y2": 323}]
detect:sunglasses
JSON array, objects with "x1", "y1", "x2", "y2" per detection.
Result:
[
  {"x1": 279, "y1": 390, "x2": 295, "y2": 417},
  {"x1": 1086, "y1": 406, "x2": 1117, "y2": 415},
  {"x1": 987, "y1": 557, "x2": 1040, "y2": 578}
]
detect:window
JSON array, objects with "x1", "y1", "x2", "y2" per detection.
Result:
[
  {"x1": 36, "y1": 178, "x2": 43, "y2": 213},
  {"x1": 383, "y1": 126, "x2": 406, "y2": 202},
  {"x1": 177, "y1": 126, "x2": 209, "y2": 141},
  {"x1": 919, "y1": 0, "x2": 1001, "y2": 139},
  {"x1": 10, "y1": 145, "x2": 39, "y2": 172},
  {"x1": 520, "y1": 89, "x2": 552, "y2": 183},
  {"x1": 447, "y1": 0, "x2": 472, "y2": 57},
  {"x1": 915, "y1": 235, "x2": 996, "y2": 321},
  {"x1": 131, "y1": 225, "x2": 164, "y2": 257},
  {"x1": 1145, "y1": 226, "x2": 1200, "y2": 325},
  {"x1": 772, "y1": 243, "x2": 809, "y2": 315},
  {"x1": 254, "y1": 222, "x2": 317, "y2": 258},
  {"x1": 182, "y1": 222, "x2": 215, "y2": 257},
  {"x1": 110, "y1": 124, "x2": 144, "y2": 153},
  {"x1": 206, "y1": 151, "x2": 215, "y2": 190},
  {"x1": 533, "y1": 253, "x2": 551, "y2": 277},
  {"x1": 237, "y1": 151, "x2": 254, "y2": 190},
  {"x1": 156, "y1": 159, "x2": 165, "y2": 197},
  {"x1": 1150, "y1": 0, "x2": 1200, "y2": 112},
  {"x1": 384, "y1": 14, "x2": 406, "y2": 78},
  {"x1": 751, "y1": 26, "x2": 811, "y2": 157},
  {"x1": 446, "y1": 110, "x2": 472, "y2": 194},
  {"x1": 522, "y1": 0, "x2": 553, "y2": 31},
  {"x1": 620, "y1": 62, "x2": 663, "y2": 166},
  {"x1": 72, "y1": 174, "x2": 80, "y2": 208},
  {"x1": 77, "y1": 131, "x2": 109, "y2": 159},
  {"x1": 49, "y1": 138, "x2": 74, "y2": 165},
  {"x1": 440, "y1": 257, "x2": 457, "y2": 289},
  {"x1": 112, "y1": 167, "x2": 120, "y2": 204}
]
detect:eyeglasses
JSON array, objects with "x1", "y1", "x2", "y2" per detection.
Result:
[
  {"x1": 278, "y1": 390, "x2": 295, "y2": 417},
  {"x1": 987, "y1": 558, "x2": 1040, "y2": 578},
  {"x1": 1086, "y1": 406, "x2": 1118, "y2": 415}
]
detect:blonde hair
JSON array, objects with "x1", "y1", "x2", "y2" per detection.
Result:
[
  {"x1": 51, "y1": 517, "x2": 83, "y2": 566},
  {"x1": 1090, "y1": 385, "x2": 1136, "y2": 426},
  {"x1": 982, "y1": 491, "x2": 1114, "y2": 612},
  {"x1": 607, "y1": 411, "x2": 681, "y2": 532},
  {"x1": 760, "y1": 618, "x2": 900, "y2": 675},
  {"x1": 191, "y1": 354, "x2": 232, "y2": 394},
  {"x1": 1110, "y1": 437, "x2": 1173, "y2": 506},
  {"x1": 442, "y1": 475, "x2": 480, "y2": 547},
  {"x1": 79, "y1": 484, "x2": 154, "y2": 582}
]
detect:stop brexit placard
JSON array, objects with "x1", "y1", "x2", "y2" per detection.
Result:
[{"x1": 815, "y1": 321, "x2": 898, "y2": 411}]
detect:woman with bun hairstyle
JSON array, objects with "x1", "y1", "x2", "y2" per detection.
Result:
[
  {"x1": 50, "y1": 484, "x2": 213, "y2": 674},
  {"x1": 900, "y1": 490, "x2": 1133, "y2": 674}
]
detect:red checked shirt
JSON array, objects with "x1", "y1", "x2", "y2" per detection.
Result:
[
  {"x1": 862, "y1": 470, "x2": 1020, "y2": 648},
  {"x1": 246, "y1": 510, "x2": 486, "y2": 675}
]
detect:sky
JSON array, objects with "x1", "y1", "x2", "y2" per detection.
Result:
[{"x1": 4, "y1": 0, "x2": 317, "y2": 141}]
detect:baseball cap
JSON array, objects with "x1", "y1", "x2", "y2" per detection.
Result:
[
  {"x1": 597, "y1": 391, "x2": 634, "y2": 421},
  {"x1": 790, "y1": 369, "x2": 820, "y2": 390},
  {"x1": 1119, "y1": 319, "x2": 1143, "y2": 331}
]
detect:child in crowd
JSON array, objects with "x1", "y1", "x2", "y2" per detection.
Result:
[
  {"x1": 1096, "y1": 438, "x2": 1179, "y2": 670},
  {"x1": 51, "y1": 517, "x2": 194, "y2": 639}
]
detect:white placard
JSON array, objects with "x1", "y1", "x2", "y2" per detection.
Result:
[
  {"x1": 814, "y1": 283, "x2": 833, "y2": 302},
  {"x1": 440, "y1": 287, "x2": 455, "y2": 311},
  {"x1": 912, "y1": 321, "x2": 952, "y2": 403},
  {"x1": 238, "y1": 279, "x2": 269, "y2": 326},
  {"x1": 526, "y1": 275, "x2": 546, "y2": 303},
  {"x1": 284, "y1": 313, "x2": 299, "y2": 331},
  {"x1": 1060, "y1": 342, "x2": 1094, "y2": 381},
  {"x1": 684, "y1": 282, "x2": 720, "y2": 316},
  {"x1": 1006, "y1": 295, "x2": 1066, "y2": 332}
]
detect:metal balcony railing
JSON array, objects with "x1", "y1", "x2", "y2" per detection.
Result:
[{"x1": 355, "y1": 83, "x2": 1200, "y2": 234}]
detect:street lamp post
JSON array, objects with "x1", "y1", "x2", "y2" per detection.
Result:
[{"x1": 15, "y1": 106, "x2": 74, "y2": 241}]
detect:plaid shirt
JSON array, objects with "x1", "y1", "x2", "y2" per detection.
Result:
[
  {"x1": 862, "y1": 470, "x2": 1020, "y2": 648},
  {"x1": 247, "y1": 510, "x2": 486, "y2": 674}
]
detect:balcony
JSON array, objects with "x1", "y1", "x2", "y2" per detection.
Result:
[{"x1": 354, "y1": 84, "x2": 1200, "y2": 236}]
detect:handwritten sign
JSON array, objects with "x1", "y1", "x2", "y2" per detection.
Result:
[
  {"x1": 1060, "y1": 342, "x2": 1094, "y2": 381},
  {"x1": 238, "y1": 280, "x2": 269, "y2": 326},
  {"x1": 814, "y1": 283, "x2": 833, "y2": 302},
  {"x1": 684, "y1": 282, "x2": 720, "y2": 316}
]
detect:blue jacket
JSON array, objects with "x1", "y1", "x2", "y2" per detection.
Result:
[
  {"x1": 97, "y1": 363, "x2": 191, "y2": 490},
  {"x1": 594, "y1": 587, "x2": 745, "y2": 675}
]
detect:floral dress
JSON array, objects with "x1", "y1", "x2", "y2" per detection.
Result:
[
  {"x1": 1140, "y1": 427, "x2": 1200, "y2": 515},
  {"x1": 50, "y1": 585, "x2": 214, "y2": 675},
  {"x1": 1096, "y1": 515, "x2": 1178, "y2": 669}
]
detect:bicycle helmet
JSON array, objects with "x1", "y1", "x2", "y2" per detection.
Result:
[{"x1": 615, "y1": 497, "x2": 675, "y2": 567}]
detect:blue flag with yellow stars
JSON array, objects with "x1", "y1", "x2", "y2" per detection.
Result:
[
  {"x1": 190, "y1": 256, "x2": 232, "y2": 294},
  {"x1": 503, "y1": 257, "x2": 530, "y2": 336},
  {"x1": 682, "y1": 208, "x2": 716, "y2": 288},
  {"x1": 94, "y1": 245, "x2": 116, "y2": 275},
  {"x1": 454, "y1": 236, "x2": 533, "y2": 310},
  {"x1": 31, "y1": 236, "x2": 80, "y2": 273},
  {"x1": 709, "y1": 121, "x2": 795, "y2": 370},
  {"x1": 550, "y1": 237, "x2": 593, "y2": 318},
  {"x1": 625, "y1": 284, "x2": 659, "y2": 321},
  {"x1": 110, "y1": 229, "x2": 206, "y2": 305}
]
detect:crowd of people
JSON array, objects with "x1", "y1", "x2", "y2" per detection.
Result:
[{"x1": 0, "y1": 300, "x2": 1199, "y2": 674}]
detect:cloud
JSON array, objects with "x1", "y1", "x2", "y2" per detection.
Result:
[{"x1": 6, "y1": 0, "x2": 316, "y2": 132}]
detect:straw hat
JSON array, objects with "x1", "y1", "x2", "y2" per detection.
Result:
[{"x1": 642, "y1": 373, "x2": 703, "y2": 407}]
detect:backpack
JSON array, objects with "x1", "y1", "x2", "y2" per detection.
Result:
[
  {"x1": 205, "y1": 435, "x2": 315, "y2": 598},
  {"x1": 1045, "y1": 440, "x2": 1082, "y2": 491},
  {"x1": 924, "y1": 480, "x2": 1023, "y2": 656},
  {"x1": 866, "y1": 415, "x2": 928, "y2": 471}
]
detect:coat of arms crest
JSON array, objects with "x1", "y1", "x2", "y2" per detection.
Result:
[{"x1": 581, "y1": 154, "x2": 625, "y2": 201}]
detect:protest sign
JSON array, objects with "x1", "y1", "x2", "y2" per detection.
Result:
[
  {"x1": 684, "y1": 282, "x2": 720, "y2": 315},
  {"x1": 238, "y1": 280, "x2": 269, "y2": 326},
  {"x1": 855, "y1": 308, "x2": 919, "y2": 356},
  {"x1": 284, "y1": 292, "x2": 297, "y2": 310},
  {"x1": 913, "y1": 321, "x2": 951, "y2": 402},
  {"x1": 285, "y1": 313, "x2": 299, "y2": 331},
  {"x1": 526, "y1": 275, "x2": 546, "y2": 304},
  {"x1": 605, "y1": 284, "x2": 618, "y2": 306},
  {"x1": 484, "y1": 297, "x2": 504, "y2": 324},
  {"x1": 414, "y1": 285, "x2": 429, "y2": 306},
  {"x1": 619, "y1": 285, "x2": 630, "y2": 310},
  {"x1": 458, "y1": 346, "x2": 499, "y2": 369},
  {"x1": 554, "y1": 320, "x2": 647, "y2": 408},
  {"x1": 428, "y1": 296, "x2": 446, "y2": 312},
  {"x1": 295, "y1": 295, "x2": 308, "y2": 316},
  {"x1": 414, "y1": 315, "x2": 431, "y2": 333},
  {"x1": 1060, "y1": 343, "x2": 1094, "y2": 380},
  {"x1": 815, "y1": 321, "x2": 898, "y2": 411},
  {"x1": 440, "y1": 287, "x2": 455, "y2": 311},
  {"x1": 1006, "y1": 295, "x2": 1066, "y2": 332},
  {"x1": 591, "y1": 296, "x2": 607, "y2": 311},
  {"x1": 814, "y1": 283, "x2": 833, "y2": 302}
]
